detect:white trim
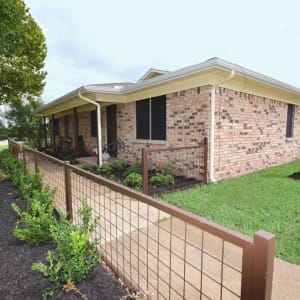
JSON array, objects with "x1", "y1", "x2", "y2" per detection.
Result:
[
  {"x1": 77, "y1": 92, "x2": 102, "y2": 166},
  {"x1": 37, "y1": 57, "x2": 300, "y2": 114}
]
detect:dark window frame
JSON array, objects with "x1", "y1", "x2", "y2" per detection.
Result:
[
  {"x1": 136, "y1": 95, "x2": 166, "y2": 140},
  {"x1": 53, "y1": 118, "x2": 60, "y2": 136},
  {"x1": 286, "y1": 104, "x2": 295, "y2": 138},
  {"x1": 90, "y1": 110, "x2": 98, "y2": 137}
]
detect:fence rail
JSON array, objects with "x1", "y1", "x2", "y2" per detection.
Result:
[{"x1": 8, "y1": 139, "x2": 275, "y2": 300}]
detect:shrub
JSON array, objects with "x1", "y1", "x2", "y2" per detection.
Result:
[
  {"x1": 18, "y1": 171, "x2": 43, "y2": 201},
  {"x1": 32, "y1": 199, "x2": 101, "y2": 294},
  {"x1": 12, "y1": 189, "x2": 56, "y2": 244},
  {"x1": 161, "y1": 160, "x2": 174, "y2": 175},
  {"x1": 124, "y1": 172, "x2": 142, "y2": 189},
  {"x1": 111, "y1": 160, "x2": 128, "y2": 172},
  {"x1": 96, "y1": 163, "x2": 113, "y2": 175},
  {"x1": 124, "y1": 160, "x2": 142, "y2": 176},
  {"x1": 80, "y1": 163, "x2": 96, "y2": 172},
  {"x1": 150, "y1": 172, "x2": 175, "y2": 187}
]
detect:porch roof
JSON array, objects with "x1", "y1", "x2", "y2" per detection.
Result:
[{"x1": 37, "y1": 57, "x2": 300, "y2": 116}]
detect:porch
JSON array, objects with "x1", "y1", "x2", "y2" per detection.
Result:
[{"x1": 40, "y1": 96, "x2": 119, "y2": 166}]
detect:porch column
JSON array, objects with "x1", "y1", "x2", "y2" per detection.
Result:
[
  {"x1": 51, "y1": 114, "x2": 56, "y2": 151},
  {"x1": 97, "y1": 104, "x2": 102, "y2": 166},
  {"x1": 73, "y1": 107, "x2": 79, "y2": 158},
  {"x1": 43, "y1": 117, "x2": 47, "y2": 148}
]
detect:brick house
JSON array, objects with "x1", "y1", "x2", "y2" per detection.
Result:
[{"x1": 37, "y1": 57, "x2": 300, "y2": 182}]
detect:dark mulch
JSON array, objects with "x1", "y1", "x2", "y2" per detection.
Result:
[
  {"x1": 290, "y1": 171, "x2": 300, "y2": 180},
  {"x1": 0, "y1": 179, "x2": 126, "y2": 300}
]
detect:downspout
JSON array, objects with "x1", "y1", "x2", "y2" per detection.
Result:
[
  {"x1": 78, "y1": 91, "x2": 102, "y2": 166},
  {"x1": 210, "y1": 69, "x2": 235, "y2": 183}
]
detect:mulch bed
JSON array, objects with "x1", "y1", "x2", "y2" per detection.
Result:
[
  {"x1": 0, "y1": 179, "x2": 126, "y2": 300},
  {"x1": 289, "y1": 171, "x2": 300, "y2": 180}
]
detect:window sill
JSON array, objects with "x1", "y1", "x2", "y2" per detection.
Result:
[
  {"x1": 286, "y1": 137, "x2": 294, "y2": 142},
  {"x1": 134, "y1": 139, "x2": 167, "y2": 145}
]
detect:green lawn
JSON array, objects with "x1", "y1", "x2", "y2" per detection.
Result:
[
  {"x1": 163, "y1": 160, "x2": 300, "y2": 264},
  {"x1": 0, "y1": 145, "x2": 8, "y2": 151}
]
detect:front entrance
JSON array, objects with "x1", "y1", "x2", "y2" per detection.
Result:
[{"x1": 106, "y1": 105, "x2": 117, "y2": 157}]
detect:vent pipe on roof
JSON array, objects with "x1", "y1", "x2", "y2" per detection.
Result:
[
  {"x1": 210, "y1": 69, "x2": 235, "y2": 183},
  {"x1": 78, "y1": 91, "x2": 102, "y2": 166}
]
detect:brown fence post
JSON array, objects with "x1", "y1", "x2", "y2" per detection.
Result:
[
  {"x1": 251, "y1": 230, "x2": 275, "y2": 300},
  {"x1": 22, "y1": 147, "x2": 27, "y2": 172},
  {"x1": 142, "y1": 148, "x2": 148, "y2": 195},
  {"x1": 203, "y1": 137, "x2": 208, "y2": 184},
  {"x1": 34, "y1": 149, "x2": 39, "y2": 173},
  {"x1": 64, "y1": 161, "x2": 73, "y2": 220}
]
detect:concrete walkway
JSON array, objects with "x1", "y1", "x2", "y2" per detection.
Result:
[{"x1": 23, "y1": 151, "x2": 300, "y2": 299}]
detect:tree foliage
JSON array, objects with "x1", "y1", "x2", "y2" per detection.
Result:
[
  {"x1": 0, "y1": 0, "x2": 47, "y2": 104},
  {"x1": 6, "y1": 98, "x2": 44, "y2": 147}
]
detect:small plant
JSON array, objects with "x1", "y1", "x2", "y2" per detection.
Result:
[
  {"x1": 161, "y1": 160, "x2": 174, "y2": 175},
  {"x1": 111, "y1": 160, "x2": 128, "y2": 172},
  {"x1": 12, "y1": 189, "x2": 56, "y2": 244},
  {"x1": 80, "y1": 163, "x2": 95, "y2": 172},
  {"x1": 96, "y1": 163, "x2": 113, "y2": 175},
  {"x1": 150, "y1": 172, "x2": 175, "y2": 187},
  {"x1": 124, "y1": 172, "x2": 142, "y2": 189},
  {"x1": 32, "y1": 199, "x2": 101, "y2": 296},
  {"x1": 124, "y1": 160, "x2": 142, "y2": 176}
]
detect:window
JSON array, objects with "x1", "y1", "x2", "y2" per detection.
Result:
[
  {"x1": 53, "y1": 118, "x2": 60, "y2": 136},
  {"x1": 136, "y1": 95, "x2": 166, "y2": 140},
  {"x1": 90, "y1": 110, "x2": 98, "y2": 137},
  {"x1": 64, "y1": 116, "x2": 69, "y2": 138},
  {"x1": 286, "y1": 104, "x2": 295, "y2": 138}
]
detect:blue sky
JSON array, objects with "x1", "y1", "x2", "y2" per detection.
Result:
[{"x1": 24, "y1": 0, "x2": 300, "y2": 103}]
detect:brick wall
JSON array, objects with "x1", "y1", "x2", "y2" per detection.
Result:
[
  {"x1": 116, "y1": 86, "x2": 210, "y2": 180},
  {"x1": 77, "y1": 108, "x2": 106, "y2": 153},
  {"x1": 213, "y1": 87, "x2": 300, "y2": 180},
  {"x1": 53, "y1": 107, "x2": 106, "y2": 154}
]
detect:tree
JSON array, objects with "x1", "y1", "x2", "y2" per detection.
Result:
[
  {"x1": 0, "y1": 0, "x2": 47, "y2": 104},
  {"x1": 6, "y1": 98, "x2": 44, "y2": 147},
  {"x1": 0, "y1": 119, "x2": 8, "y2": 140}
]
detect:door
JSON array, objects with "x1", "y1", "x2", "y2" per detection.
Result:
[{"x1": 106, "y1": 105, "x2": 117, "y2": 157}]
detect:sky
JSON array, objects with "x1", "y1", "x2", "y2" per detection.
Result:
[{"x1": 24, "y1": 0, "x2": 300, "y2": 104}]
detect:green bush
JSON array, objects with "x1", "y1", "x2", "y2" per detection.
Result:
[
  {"x1": 124, "y1": 172, "x2": 142, "y2": 189},
  {"x1": 111, "y1": 160, "x2": 128, "y2": 172},
  {"x1": 124, "y1": 160, "x2": 142, "y2": 176},
  {"x1": 96, "y1": 163, "x2": 113, "y2": 175},
  {"x1": 32, "y1": 199, "x2": 101, "y2": 294},
  {"x1": 150, "y1": 172, "x2": 175, "y2": 187},
  {"x1": 0, "y1": 149, "x2": 43, "y2": 199},
  {"x1": 161, "y1": 160, "x2": 174, "y2": 175},
  {"x1": 12, "y1": 189, "x2": 56, "y2": 244},
  {"x1": 80, "y1": 163, "x2": 96, "y2": 172}
]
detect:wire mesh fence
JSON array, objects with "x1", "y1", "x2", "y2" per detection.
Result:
[
  {"x1": 142, "y1": 138, "x2": 208, "y2": 195},
  {"x1": 7, "y1": 140, "x2": 275, "y2": 300}
]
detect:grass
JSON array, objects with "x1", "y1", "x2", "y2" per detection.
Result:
[
  {"x1": 163, "y1": 160, "x2": 300, "y2": 264},
  {"x1": 0, "y1": 144, "x2": 8, "y2": 151}
]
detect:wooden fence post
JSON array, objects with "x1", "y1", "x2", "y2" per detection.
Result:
[
  {"x1": 64, "y1": 161, "x2": 73, "y2": 220},
  {"x1": 241, "y1": 230, "x2": 275, "y2": 300},
  {"x1": 22, "y1": 147, "x2": 27, "y2": 173},
  {"x1": 34, "y1": 149, "x2": 39, "y2": 173},
  {"x1": 142, "y1": 148, "x2": 148, "y2": 195},
  {"x1": 203, "y1": 137, "x2": 208, "y2": 184},
  {"x1": 251, "y1": 230, "x2": 275, "y2": 300}
]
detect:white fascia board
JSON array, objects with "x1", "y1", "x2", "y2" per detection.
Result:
[{"x1": 39, "y1": 57, "x2": 300, "y2": 113}]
